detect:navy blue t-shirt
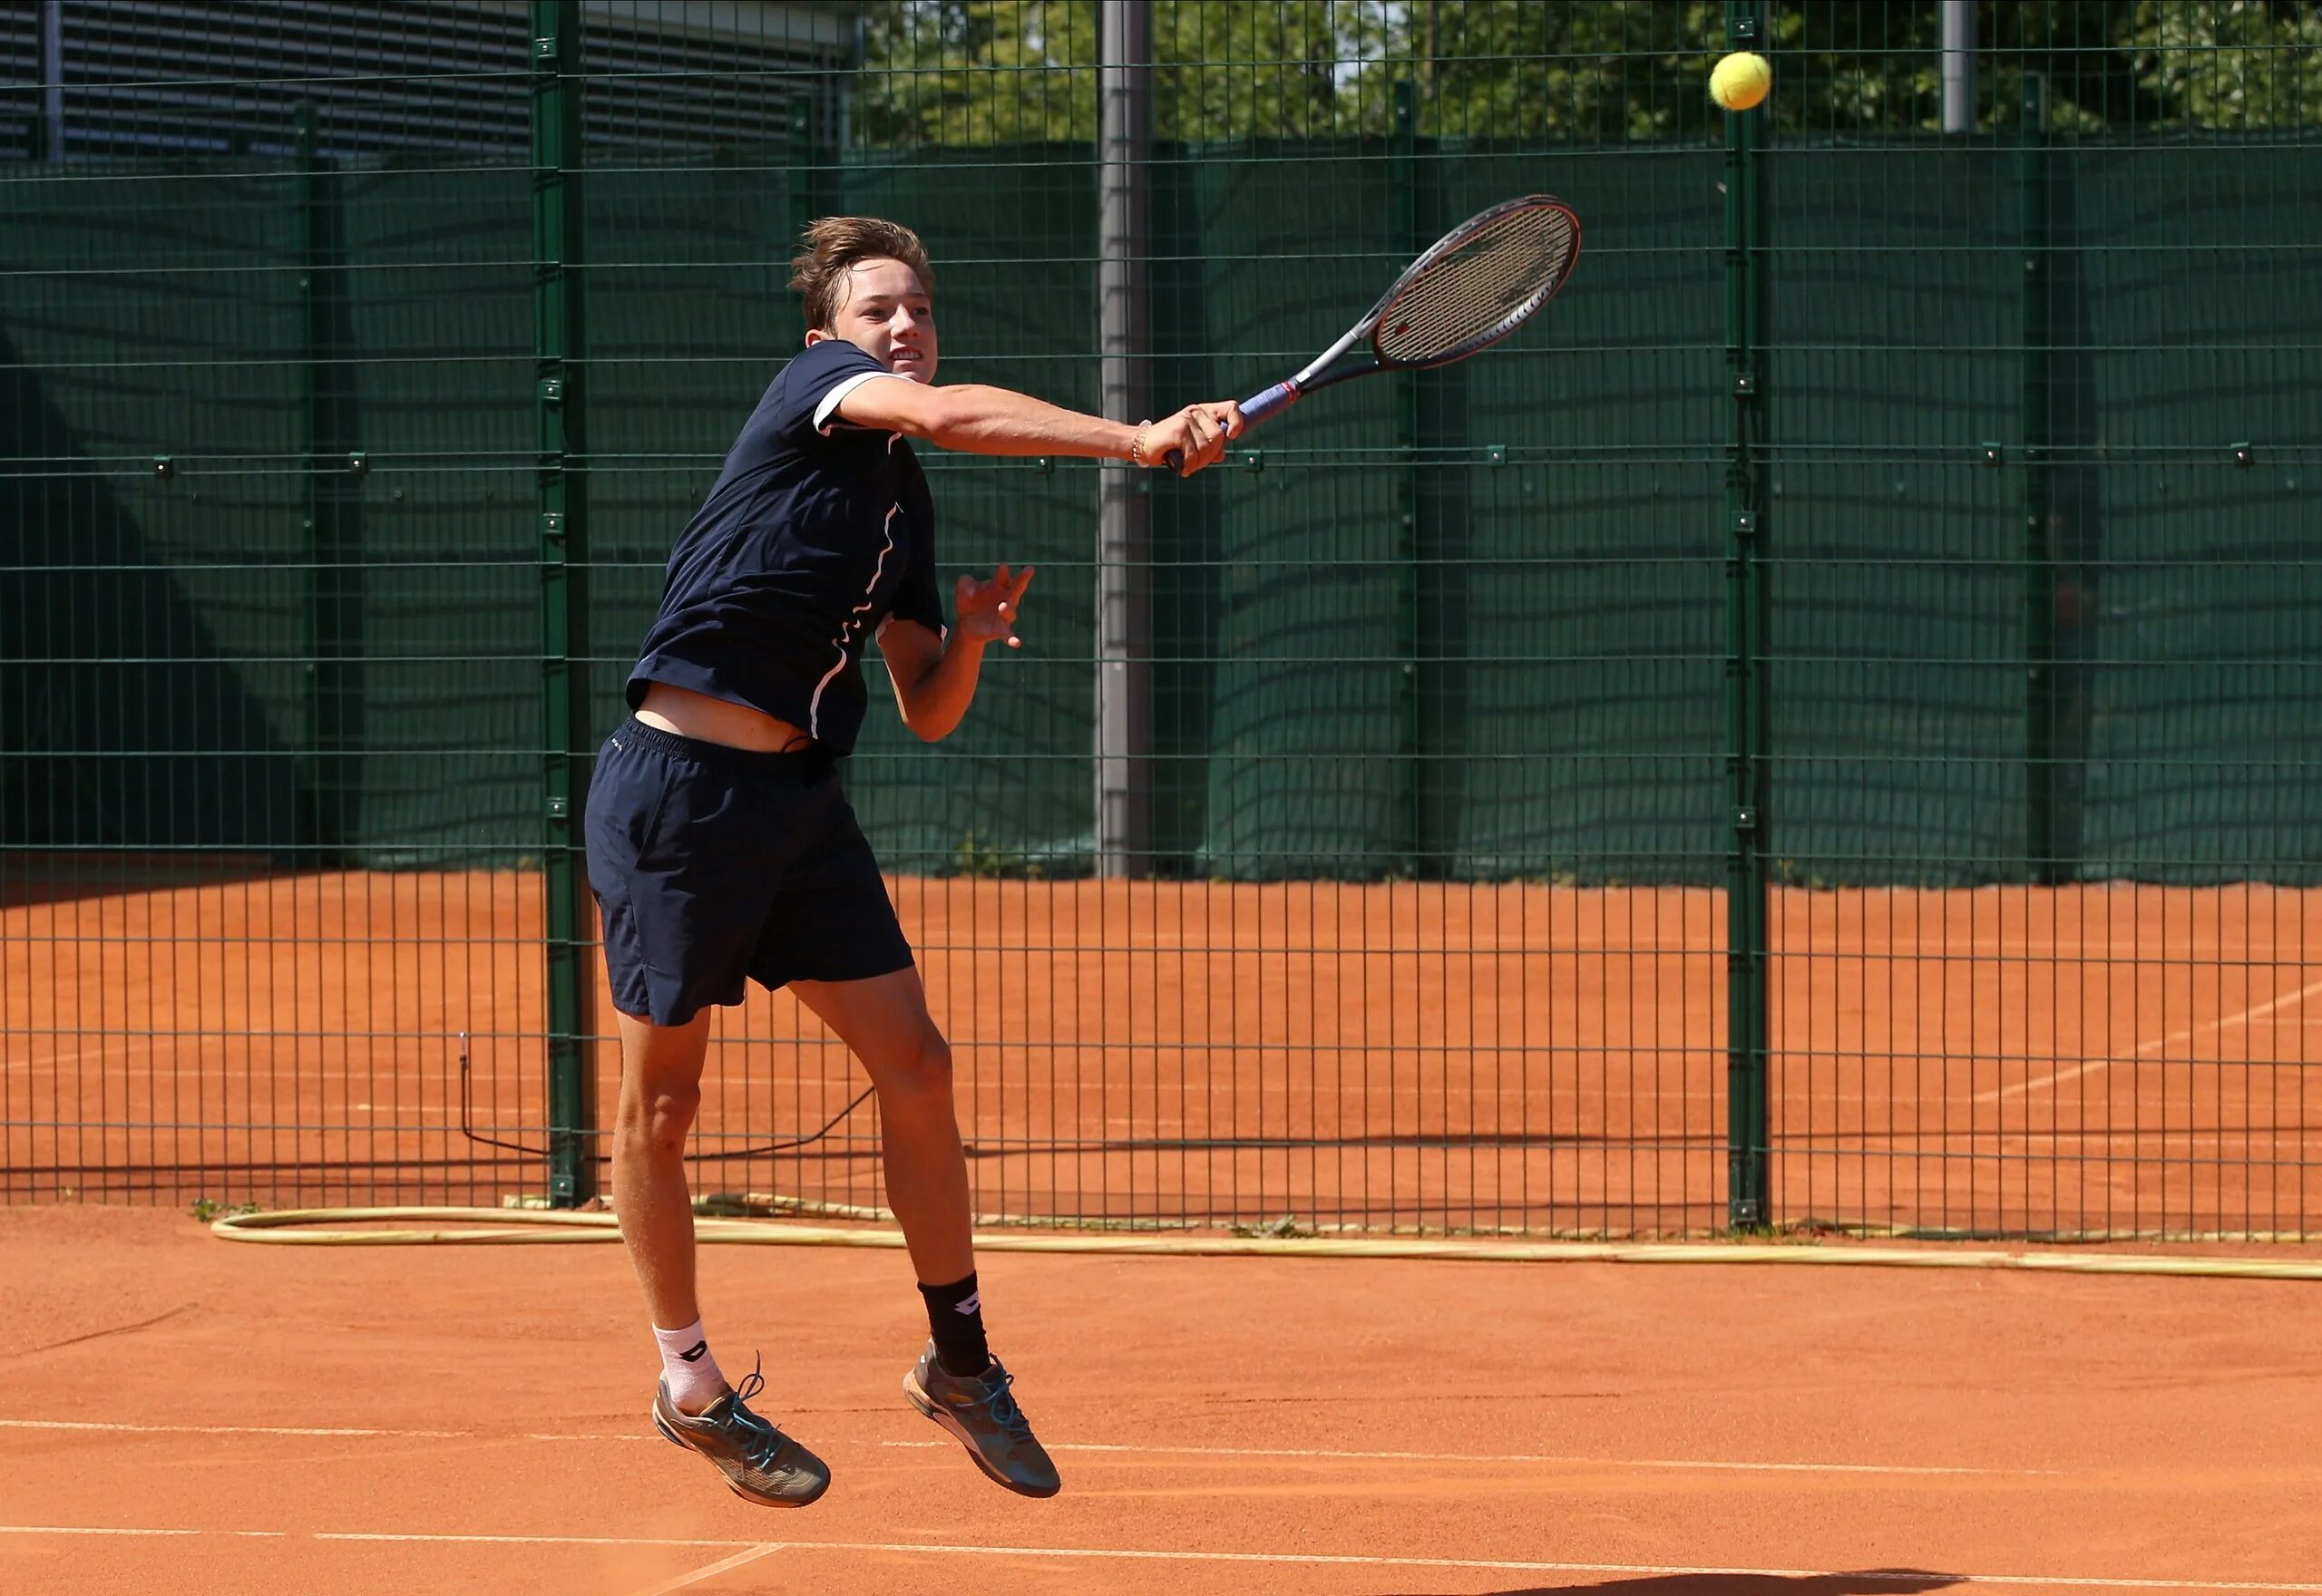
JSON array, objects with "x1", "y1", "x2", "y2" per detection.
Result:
[{"x1": 627, "y1": 338, "x2": 947, "y2": 755}]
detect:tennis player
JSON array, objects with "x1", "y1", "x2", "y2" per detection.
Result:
[{"x1": 586, "y1": 216, "x2": 1242, "y2": 1506}]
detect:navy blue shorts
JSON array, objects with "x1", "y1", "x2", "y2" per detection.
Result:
[{"x1": 584, "y1": 719, "x2": 915, "y2": 1026}]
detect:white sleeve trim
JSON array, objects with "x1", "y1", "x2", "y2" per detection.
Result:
[{"x1": 814, "y1": 369, "x2": 907, "y2": 435}]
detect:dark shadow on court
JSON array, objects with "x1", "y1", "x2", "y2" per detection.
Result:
[{"x1": 1389, "y1": 1570, "x2": 1960, "y2": 1596}]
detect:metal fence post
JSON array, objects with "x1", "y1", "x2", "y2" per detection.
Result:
[
  {"x1": 532, "y1": 0, "x2": 596, "y2": 1206},
  {"x1": 1095, "y1": 0, "x2": 1153, "y2": 879},
  {"x1": 1390, "y1": 77, "x2": 1421, "y2": 875},
  {"x1": 1940, "y1": 0, "x2": 1977, "y2": 134},
  {"x1": 2020, "y1": 72, "x2": 2057, "y2": 884},
  {"x1": 294, "y1": 102, "x2": 328, "y2": 858},
  {"x1": 295, "y1": 102, "x2": 359, "y2": 864},
  {"x1": 1723, "y1": 0, "x2": 1771, "y2": 1229}
]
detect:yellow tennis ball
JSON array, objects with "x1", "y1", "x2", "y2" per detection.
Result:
[{"x1": 1711, "y1": 52, "x2": 1772, "y2": 112}]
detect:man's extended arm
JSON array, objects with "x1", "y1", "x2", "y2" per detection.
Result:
[{"x1": 838, "y1": 380, "x2": 1238, "y2": 472}]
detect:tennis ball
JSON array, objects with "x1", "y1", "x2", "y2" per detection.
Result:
[{"x1": 1711, "y1": 52, "x2": 1772, "y2": 112}]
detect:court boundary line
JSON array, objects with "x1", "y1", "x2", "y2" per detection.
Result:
[
  {"x1": 0, "y1": 1417, "x2": 471, "y2": 1440},
  {"x1": 0, "y1": 1416, "x2": 2049, "y2": 1475},
  {"x1": 4, "y1": 1523, "x2": 2320, "y2": 1592},
  {"x1": 1979, "y1": 974, "x2": 2322, "y2": 1105},
  {"x1": 623, "y1": 1542, "x2": 781, "y2": 1596},
  {"x1": 876, "y1": 1438, "x2": 2055, "y2": 1476}
]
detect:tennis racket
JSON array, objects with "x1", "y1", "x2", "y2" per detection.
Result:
[{"x1": 1166, "y1": 193, "x2": 1582, "y2": 472}]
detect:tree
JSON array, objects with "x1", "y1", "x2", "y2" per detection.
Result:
[
  {"x1": 854, "y1": 0, "x2": 2322, "y2": 148},
  {"x1": 855, "y1": 1, "x2": 1096, "y2": 145},
  {"x1": 2128, "y1": 0, "x2": 2322, "y2": 129},
  {"x1": 855, "y1": 1, "x2": 1400, "y2": 145}
]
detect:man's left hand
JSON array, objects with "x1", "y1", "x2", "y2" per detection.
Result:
[{"x1": 955, "y1": 563, "x2": 1034, "y2": 649}]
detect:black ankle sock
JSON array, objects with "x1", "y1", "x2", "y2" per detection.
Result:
[{"x1": 919, "y1": 1271, "x2": 990, "y2": 1377}]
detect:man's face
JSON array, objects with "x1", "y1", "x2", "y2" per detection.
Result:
[{"x1": 806, "y1": 255, "x2": 937, "y2": 383}]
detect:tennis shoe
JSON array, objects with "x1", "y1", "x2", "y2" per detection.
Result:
[
  {"x1": 903, "y1": 1340, "x2": 1061, "y2": 1498},
  {"x1": 651, "y1": 1357, "x2": 831, "y2": 1508}
]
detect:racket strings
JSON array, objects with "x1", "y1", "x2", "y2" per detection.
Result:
[{"x1": 1375, "y1": 206, "x2": 1576, "y2": 367}]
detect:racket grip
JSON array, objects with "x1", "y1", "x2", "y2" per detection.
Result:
[
  {"x1": 1238, "y1": 381, "x2": 1301, "y2": 424},
  {"x1": 1160, "y1": 381, "x2": 1302, "y2": 474}
]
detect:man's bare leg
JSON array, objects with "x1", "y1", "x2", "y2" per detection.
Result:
[
  {"x1": 614, "y1": 1003, "x2": 832, "y2": 1506},
  {"x1": 792, "y1": 967, "x2": 1060, "y2": 1497},
  {"x1": 790, "y1": 968, "x2": 972, "y2": 1285},
  {"x1": 611, "y1": 1006, "x2": 717, "y2": 1337}
]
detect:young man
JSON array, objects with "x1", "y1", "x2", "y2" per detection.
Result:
[{"x1": 585, "y1": 216, "x2": 1241, "y2": 1506}]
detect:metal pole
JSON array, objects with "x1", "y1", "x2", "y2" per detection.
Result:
[
  {"x1": 1723, "y1": 0, "x2": 1771, "y2": 1230},
  {"x1": 2020, "y1": 73, "x2": 2056, "y2": 884},
  {"x1": 532, "y1": 0, "x2": 596, "y2": 1206},
  {"x1": 1390, "y1": 79, "x2": 1421, "y2": 875},
  {"x1": 295, "y1": 102, "x2": 361, "y2": 865},
  {"x1": 295, "y1": 103, "x2": 328, "y2": 857},
  {"x1": 1095, "y1": 0, "x2": 1153, "y2": 878},
  {"x1": 1941, "y1": 0, "x2": 1976, "y2": 134}
]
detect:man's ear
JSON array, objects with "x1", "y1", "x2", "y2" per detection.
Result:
[{"x1": 803, "y1": 326, "x2": 826, "y2": 346}]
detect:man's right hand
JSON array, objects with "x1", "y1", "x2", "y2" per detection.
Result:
[{"x1": 1137, "y1": 402, "x2": 1246, "y2": 475}]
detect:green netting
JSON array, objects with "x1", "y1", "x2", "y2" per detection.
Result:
[
  {"x1": 6, "y1": 135, "x2": 2318, "y2": 882},
  {"x1": 1164, "y1": 148, "x2": 1411, "y2": 879},
  {"x1": 1433, "y1": 143, "x2": 1726, "y2": 882},
  {"x1": 0, "y1": 161, "x2": 307, "y2": 853},
  {"x1": 2073, "y1": 142, "x2": 2322, "y2": 882},
  {"x1": 334, "y1": 163, "x2": 537, "y2": 861},
  {"x1": 1767, "y1": 141, "x2": 2027, "y2": 885}
]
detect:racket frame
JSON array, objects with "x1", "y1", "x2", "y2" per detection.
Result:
[{"x1": 1168, "y1": 194, "x2": 1581, "y2": 462}]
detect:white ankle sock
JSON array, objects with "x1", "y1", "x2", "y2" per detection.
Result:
[{"x1": 653, "y1": 1319, "x2": 727, "y2": 1414}]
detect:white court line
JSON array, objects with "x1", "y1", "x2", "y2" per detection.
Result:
[
  {"x1": 5, "y1": 1524, "x2": 2320, "y2": 1592},
  {"x1": 622, "y1": 1542, "x2": 781, "y2": 1596},
  {"x1": 1979, "y1": 975, "x2": 2322, "y2": 1105},
  {"x1": 0, "y1": 1417, "x2": 2038, "y2": 1474},
  {"x1": 0, "y1": 1418, "x2": 468, "y2": 1440},
  {"x1": 879, "y1": 1438, "x2": 2051, "y2": 1476},
  {"x1": 0, "y1": 1417, "x2": 654, "y2": 1445}
]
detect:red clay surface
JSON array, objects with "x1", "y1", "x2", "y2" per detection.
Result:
[
  {"x1": 5, "y1": 1205, "x2": 2322, "y2": 1596},
  {"x1": 4, "y1": 873, "x2": 2318, "y2": 1237}
]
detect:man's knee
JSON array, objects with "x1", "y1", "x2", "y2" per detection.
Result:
[
  {"x1": 879, "y1": 1027, "x2": 953, "y2": 1105},
  {"x1": 620, "y1": 1075, "x2": 701, "y2": 1151}
]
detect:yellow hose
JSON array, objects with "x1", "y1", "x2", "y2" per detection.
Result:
[{"x1": 208, "y1": 1206, "x2": 2322, "y2": 1280}]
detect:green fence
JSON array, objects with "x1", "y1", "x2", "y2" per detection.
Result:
[{"x1": 4, "y1": 1, "x2": 2317, "y2": 1239}]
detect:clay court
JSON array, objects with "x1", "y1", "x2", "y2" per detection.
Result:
[
  {"x1": 6, "y1": 1203, "x2": 2322, "y2": 1595},
  {"x1": 7, "y1": 872, "x2": 2322, "y2": 1589}
]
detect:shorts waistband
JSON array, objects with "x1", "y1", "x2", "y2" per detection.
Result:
[{"x1": 607, "y1": 717, "x2": 834, "y2": 776}]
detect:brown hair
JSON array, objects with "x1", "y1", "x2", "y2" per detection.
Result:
[{"x1": 788, "y1": 217, "x2": 933, "y2": 331}]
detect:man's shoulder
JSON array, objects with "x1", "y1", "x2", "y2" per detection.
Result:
[
  {"x1": 781, "y1": 336, "x2": 883, "y2": 391},
  {"x1": 737, "y1": 340, "x2": 867, "y2": 422}
]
